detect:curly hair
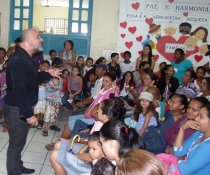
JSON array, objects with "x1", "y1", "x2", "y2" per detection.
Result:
[{"x1": 133, "y1": 100, "x2": 158, "y2": 122}]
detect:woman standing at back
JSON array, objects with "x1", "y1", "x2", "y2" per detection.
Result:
[{"x1": 136, "y1": 44, "x2": 155, "y2": 70}]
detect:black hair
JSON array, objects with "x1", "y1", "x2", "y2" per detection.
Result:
[
  {"x1": 142, "y1": 44, "x2": 153, "y2": 66},
  {"x1": 179, "y1": 22, "x2": 192, "y2": 34},
  {"x1": 179, "y1": 22, "x2": 192, "y2": 28},
  {"x1": 203, "y1": 77, "x2": 210, "y2": 89},
  {"x1": 49, "y1": 49, "x2": 56, "y2": 55},
  {"x1": 190, "y1": 96, "x2": 210, "y2": 108},
  {"x1": 95, "y1": 57, "x2": 106, "y2": 64},
  {"x1": 86, "y1": 57, "x2": 94, "y2": 63},
  {"x1": 111, "y1": 53, "x2": 119, "y2": 58},
  {"x1": 143, "y1": 68, "x2": 157, "y2": 84},
  {"x1": 88, "y1": 131, "x2": 101, "y2": 142},
  {"x1": 119, "y1": 71, "x2": 135, "y2": 92},
  {"x1": 196, "y1": 66, "x2": 206, "y2": 74},
  {"x1": 186, "y1": 69, "x2": 197, "y2": 81},
  {"x1": 64, "y1": 40, "x2": 74, "y2": 49},
  {"x1": 100, "y1": 119, "x2": 145, "y2": 157},
  {"x1": 161, "y1": 64, "x2": 173, "y2": 77},
  {"x1": 175, "y1": 48, "x2": 185, "y2": 55},
  {"x1": 0, "y1": 47, "x2": 6, "y2": 56},
  {"x1": 100, "y1": 98, "x2": 126, "y2": 121},
  {"x1": 14, "y1": 37, "x2": 21, "y2": 44},
  {"x1": 123, "y1": 51, "x2": 131, "y2": 57},
  {"x1": 37, "y1": 72, "x2": 51, "y2": 85},
  {"x1": 77, "y1": 55, "x2": 84, "y2": 60},
  {"x1": 159, "y1": 62, "x2": 167, "y2": 67},
  {"x1": 91, "y1": 157, "x2": 115, "y2": 175},
  {"x1": 173, "y1": 93, "x2": 189, "y2": 112},
  {"x1": 40, "y1": 60, "x2": 50, "y2": 66},
  {"x1": 52, "y1": 57, "x2": 63, "y2": 67},
  {"x1": 71, "y1": 65, "x2": 80, "y2": 73},
  {"x1": 62, "y1": 69, "x2": 69, "y2": 75},
  {"x1": 103, "y1": 72, "x2": 116, "y2": 82},
  {"x1": 205, "y1": 45, "x2": 210, "y2": 56},
  {"x1": 202, "y1": 104, "x2": 210, "y2": 120},
  {"x1": 139, "y1": 61, "x2": 150, "y2": 69}
]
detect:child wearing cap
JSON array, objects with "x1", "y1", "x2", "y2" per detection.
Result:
[{"x1": 134, "y1": 91, "x2": 159, "y2": 136}]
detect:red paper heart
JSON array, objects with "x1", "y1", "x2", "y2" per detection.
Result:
[
  {"x1": 131, "y1": 2, "x2": 140, "y2": 10},
  {"x1": 156, "y1": 36, "x2": 198, "y2": 62},
  {"x1": 136, "y1": 36, "x2": 143, "y2": 42},
  {"x1": 120, "y1": 21, "x2": 127, "y2": 29},
  {"x1": 125, "y1": 41, "x2": 133, "y2": 49},
  {"x1": 138, "y1": 50, "x2": 143, "y2": 55},
  {"x1": 183, "y1": 12, "x2": 188, "y2": 17},
  {"x1": 120, "y1": 52, "x2": 124, "y2": 58},
  {"x1": 153, "y1": 55, "x2": 159, "y2": 62},
  {"x1": 128, "y1": 26, "x2": 137, "y2": 34},
  {"x1": 168, "y1": 0, "x2": 174, "y2": 3},
  {"x1": 121, "y1": 34, "x2": 126, "y2": 38},
  {"x1": 194, "y1": 55, "x2": 203, "y2": 62},
  {"x1": 145, "y1": 18, "x2": 153, "y2": 25}
]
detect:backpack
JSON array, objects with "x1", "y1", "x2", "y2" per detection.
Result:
[
  {"x1": 141, "y1": 125, "x2": 166, "y2": 154},
  {"x1": 156, "y1": 153, "x2": 181, "y2": 175}
]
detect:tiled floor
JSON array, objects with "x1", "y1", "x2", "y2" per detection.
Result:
[{"x1": 0, "y1": 108, "x2": 70, "y2": 175}]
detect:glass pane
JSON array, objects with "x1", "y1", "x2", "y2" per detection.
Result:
[
  {"x1": 14, "y1": 20, "x2": 20, "y2": 30},
  {"x1": 33, "y1": 0, "x2": 69, "y2": 35},
  {"x1": 73, "y1": 0, "x2": 80, "y2": 8},
  {"x1": 81, "y1": 23, "x2": 88, "y2": 33},
  {"x1": 81, "y1": 10, "x2": 88, "y2": 21},
  {"x1": 14, "y1": 8, "x2": 20, "y2": 18},
  {"x1": 22, "y1": 20, "x2": 29, "y2": 30},
  {"x1": 15, "y1": 0, "x2": 20, "y2": 6},
  {"x1": 73, "y1": 10, "x2": 79, "y2": 20},
  {"x1": 23, "y1": 0, "x2": 29, "y2": 6},
  {"x1": 72, "y1": 22, "x2": 79, "y2": 33},
  {"x1": 23, "y1": 9, "x2": 29, "y2": 18},
  {"x1": 82, "y1": 0, "x2": 89, "y2": 8}
]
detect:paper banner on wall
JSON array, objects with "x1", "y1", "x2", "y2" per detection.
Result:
[{"x1": 117, "y1": 0, "x2": 210, "y2": 66}]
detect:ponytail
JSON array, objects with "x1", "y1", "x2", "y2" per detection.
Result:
[{"x1": 100, "y1": 119, "x2": 145, "y2": 157}]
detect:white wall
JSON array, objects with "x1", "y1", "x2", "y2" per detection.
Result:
[
  {"x1": 0, "y1": 0, "x2": 10, "y2": 48},
  {"x1": 90, "y1": 0, "x2": 120, "y2": 59},
  {"x1": 0, "y1": 0, "x2": 120, "y2": 60}
]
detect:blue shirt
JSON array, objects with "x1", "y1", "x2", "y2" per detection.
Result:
[
  {"x1": 174, "y1": 131, "x2": 210, "y2": 175},
  {"x1": 172, "y1": 59, "x2": 192, "y2": 83}
]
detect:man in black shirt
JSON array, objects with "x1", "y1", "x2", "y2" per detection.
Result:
[{"x1": 3, "y1": 28, "x2": 59, "y2": 175}]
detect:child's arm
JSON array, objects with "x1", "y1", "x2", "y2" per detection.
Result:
[
  {"x1": 138, "y1": 112, "x2": 153, "y2": 136},
  {"x1": 76, "y1": 145, "x2": 92, "y2": 162}
]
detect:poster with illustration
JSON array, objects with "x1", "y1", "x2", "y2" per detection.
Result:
[{"x1": 117, "y1": 0, "x2": 210, "y2": 67}]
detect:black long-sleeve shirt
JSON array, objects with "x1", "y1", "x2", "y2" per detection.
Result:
[{"x1": 4, "y1": 46, "x2": 51, "y2": 119}]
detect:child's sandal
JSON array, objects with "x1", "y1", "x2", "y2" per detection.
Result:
[{"x1": 42, "y1": 131, "x2": 48, "y2": 136}]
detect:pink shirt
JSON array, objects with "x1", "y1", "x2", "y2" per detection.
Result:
[{"x1": 85, "y1": 87, "x2": 118, "y2": 119}]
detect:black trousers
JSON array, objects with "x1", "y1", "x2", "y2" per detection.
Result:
[{"x1": 3, "y1": 104, "x2": 30, "y2": 175}]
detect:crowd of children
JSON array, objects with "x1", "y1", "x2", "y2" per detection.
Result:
[{"x1": 1, "y1": 38, "x2": 210, "y2": 175}]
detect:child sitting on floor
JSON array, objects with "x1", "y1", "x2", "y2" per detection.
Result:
[
  {"x1": 55, "y1": 131, "x2": 104, "y2": 175},
  {"x1": 90, "y1": 157, "x2": 115, "y2": 175}
]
